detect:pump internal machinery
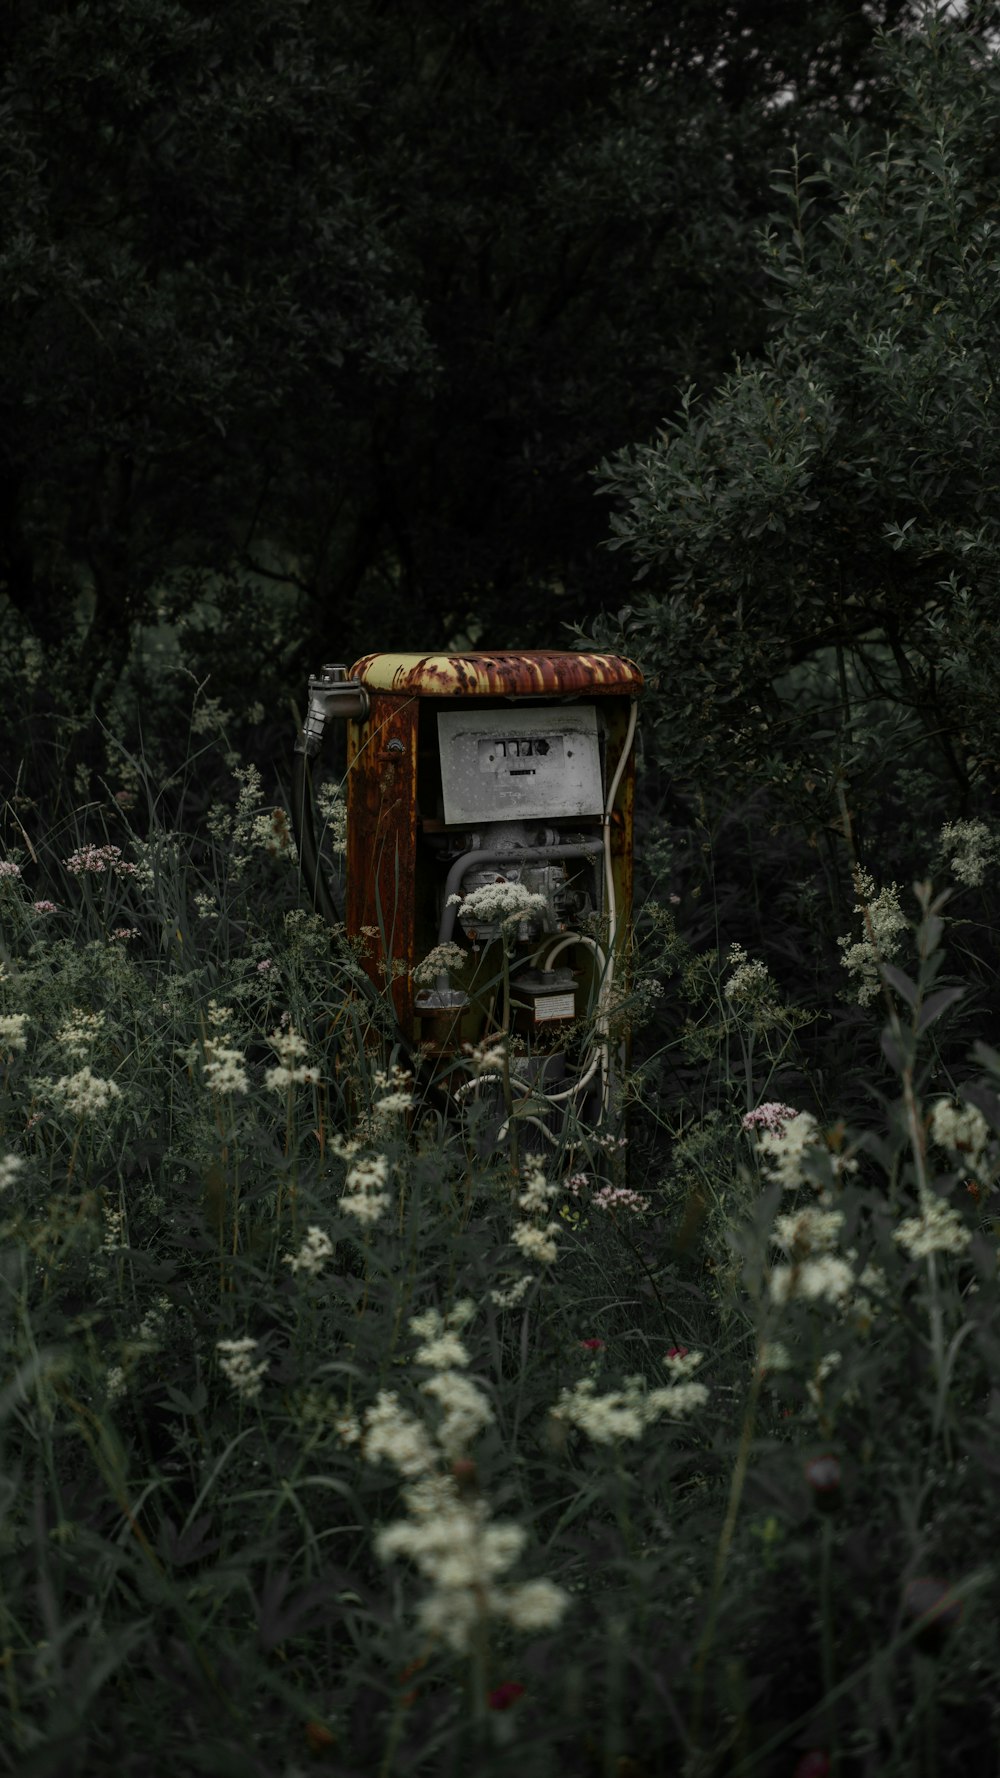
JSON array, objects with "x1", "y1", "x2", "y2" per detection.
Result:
[{"x1": 293, "y1": 650, "x2": 642, "y2": 1139}]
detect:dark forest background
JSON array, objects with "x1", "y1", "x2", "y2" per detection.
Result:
[{"x1": 5, "y1": 0, "x2": 1000, "y2": 1106}]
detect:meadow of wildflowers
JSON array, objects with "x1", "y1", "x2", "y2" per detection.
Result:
[{"x1": 1, "y1": 686, "x2": 999, "y2": 1778}]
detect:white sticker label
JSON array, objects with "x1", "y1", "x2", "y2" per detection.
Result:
[{"x1": 533, "y1": 993, "x2": 575, "y2": 1022}]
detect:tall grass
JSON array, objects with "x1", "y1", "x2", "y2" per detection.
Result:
[{"x1": 0, "y1": 711, "x2": 998, "y2": 1777}]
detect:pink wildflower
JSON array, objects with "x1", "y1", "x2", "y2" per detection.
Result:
[
  {"x1": 579, "y1": 1338, "x2": 605, "y2": 1352},
  {"x1": 32, "y1": 900, "x2": 57, "y2": 914},
  {"x1": 64, "y1": 844, "x2": 138, "y2": 877},
  {"x1": 0, "y1": 860, "x2": 22, "y2": 879},
  {"x1": 667, "y1": 1345, "x2": 690, "y2": 1360},
  {"x1": 564, "y1": 1172, "x2": 588, "y2": 1195},
  {"x1": 741, "y1": 1101, "x2": 799, "y2": 1138},
  {"x1": 592, "y1": 1185, "x2": 651, "y2": 1215}
]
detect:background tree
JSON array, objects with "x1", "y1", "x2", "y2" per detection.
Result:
[
  {"x1": 593, "y1": 4, "x2": 1000, "y2": 855},
  {"x1": 0, "y1": 0, "x2": 915, "y2": 734}
]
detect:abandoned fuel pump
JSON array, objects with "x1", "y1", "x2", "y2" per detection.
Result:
[{"x1": 293, "y1": 650, "x2": 642, "y2": 1133}]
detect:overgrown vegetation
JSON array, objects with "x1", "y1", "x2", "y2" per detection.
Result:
[{"x1": 3, "y1": 4, "x2": 1000, "y2": 1774}]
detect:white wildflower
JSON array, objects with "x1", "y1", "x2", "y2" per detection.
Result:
[
  {"x1": 551, "y1": 1377, "x2": 647, "y2": 1445},
  {"x1": 54, "y1": 1008, "x2": 105, "y2": 1059},
  {"x1": 0, "y1": 859, "x2": 22, "y2": 879},
  {"x1": 414, "y1": 1331, "x2": 471, "y2": 1370},
  {"x1": 773, "y1": 1207, "x2": 845, "y2": 1256},
  {"x1": 202, "y1": 1040, "x2": 250, "y2": 1096},
  {"x1": 769, "y1": 1254, "x2": 854, "y2": 1308},
  {"x1": 362, "y1": 1390, "x2": 437, "y2": 1478},
  {"x1": 375, "y1": 1483, "x2": 568, "y2": 1654},
  {"x1": 315, "y1": 780, "x2": 348, "y2": 855},
  {"x1": 453, "y1": 881, "x2": 548, "y2": 930},
  {"x1": 894, "y1": 1194, "x2": 972, "y2": 1259},
  {"x1": 0, "y1": 1154, "x2": 25, "y2": 1193},
  {"x1": 102, "y1": 1205, "x2": 125, "y2": 1251},
  {"x1": 334, "y1": 1409, "x2": 361, "y2": 1446},
  {"x1": 216, "y1": 1336, "x2": 268, "y2": 1403},
  {"x1": 662, "y1": 1347, "x2": 705, "y2": 1379},
  {"x1": 421, "y1": 1370, "x2": 494, "y2": 1455},
  {"x1": 930, "y1": 1098, "x2": 990, "y2": 1166},
  {"x1": 724, "y1": 943, "x2": 782, "y2": 1029},
  {"x1": 758, "y1": 1340, "x2": 792, "y2": 1373},
  {"x1": 756, "y1": 1110, "x2": 822, "y2": 1189},
  {"x1": 264, "y1": 1025, "x2": 319, "y2": 1090},
  {"x1": 106, "y1": 1365, "x2": 127, "y2": 1403},
  {"x1": 284, "y1": 1225, "x2": 334, "y2": 1277},
  {"x1": 512, "y1": 1222, "x2": 560, "y2": 1264},
  {"x1": 0, "y1": 1014, "x2": 29, "y2": 1056},
  {"x1": 490, "y1": 1274, "x2": 534, "y2": 1309},
  {"x1": 502, "y1": 1577, "x2": 571, "y2": 1632},
  {"x1": 193, "y1": 891, "x2": 218, "y2": 923},
  {"x1": 838, "y1": 867, "x2": 908, "y2": 1004},
  {"x1": 645, "y1": 1380, "x2": 710, "y2": 1419},
  {"x1": 518, "y1": 1157, "x2": 558, "y2": 1214},
  {"x1": 939, "y1": 818, "x2": 996, "y2": 889},
  {"x1": 414, "y1": 941, "x2": 467, "y2": 986},
  {"x1": 342, "y1": 1152, "x2": 391, "y2": 1226},
  {"x1": 51, "y1": 1067, "x2": 122, "y2": 1118}
]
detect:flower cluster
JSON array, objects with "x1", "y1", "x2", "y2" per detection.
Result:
[
  {"x1": 0, "y1": 1013, "x2": 29, "y2": 1057},
  {"x1": 837, "y1": 868, "x2": 908, "y2": 1005},
  {"x1": 315, "y1": 779, "x2": 348, "y2": 856},
  {"x1": 452, "y1": 880, "x2": 548, "y2": 933},
  {"x1": 410, "y1": 1302, "x2": 476, "y2": 1372},
  {"x1": 929, "y1": 1097, "x2": 990, "y2": 1181},
  {"x1": 0, "y1": 859, "x2": 22, "y2": 880},
  {"x1": 50, "y1": 1067, "x2": 122, "y2": 1119},
  {"x1": 63, "y1": 844, "x2": 138, "y2": 877},
  {"x1": 342, "y1": 1153, "x2": 391, "y2": 1226},
  {"x1": 592, "y1": 1184, "x2": 651, "y2": 1216},
  {"x1": 754, "y1": 1109, "x2": 821, "y2": 1189},
  {"x1": 370, "y1": 1064, "x2": 414, "y2": 1120},
  {"x1": 723, "y1": 943, "x2": 782, "y2": 1030},
  {"x1": 510, "y1": 1157, "x2": 560, "y2": 1267},
  {"x1": 0, "y1": 1154, "x2": 25, "y2": 1193},
  {"x1": 894, "y1": 1194, "x2": 972, "y2": 1260},
  {"x1": 742, "y1": 1101, "x2": 799, "y2": 1138},
  {"x1": 54, "y1": 1008, "x2": 105, "y2": 1059},
  {"x1": 552, "y1": 1354, "x2": 708, "y2": 1446},
  {"x1": 938, "y1": 818, "x2": 996, "y2": 889},
  {"x1": 769, "y1": 1199, "x2": 853, "y2": 1307},
  {"x1": 264, "y1": 1026, "x2": 320, "y2": 1091},
  {"x1": 202, "y1": 1036, "x2": 250, "y2": 1096},
  {"x1": 413, "y1": 941, "x2": 467, "y2": 986},
  {"x1": 216, "y1": 1336, "x2": 268, "y2": 1403},
  {"x1": 284, "y1": 1225, "x2": 334, "y2": 1277},
  {"x1": 358, "y1": 1321, "x2": 568, "y2": 1655}
]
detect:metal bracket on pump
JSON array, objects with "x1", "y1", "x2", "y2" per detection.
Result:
[{"x1": 295, "y1": 663, "x2": 370, "y2": 758}]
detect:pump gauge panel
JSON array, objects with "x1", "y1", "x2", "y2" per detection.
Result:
[{"x1": 436, "y1": 706, "x2": 603, "y2": 825}]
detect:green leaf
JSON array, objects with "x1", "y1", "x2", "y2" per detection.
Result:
[{"x1": 916, "y1": 985, "x2": 965, "y2": 1031}]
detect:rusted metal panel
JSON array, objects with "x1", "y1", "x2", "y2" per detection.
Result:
[
  {"x1": 350, "y1": 650, "x2": 644, "y2": 699},
  {"x1": 345, "y1": 693, "x2": 419, "y2": 1031}
]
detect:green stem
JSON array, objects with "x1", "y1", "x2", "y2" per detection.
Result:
[
  {"x1": 820, "y1": 1516, "x2": 838, "y2": 1773},
  {"x1": 690, "y1": 1361, "x2": 764, "y2": 1747}
]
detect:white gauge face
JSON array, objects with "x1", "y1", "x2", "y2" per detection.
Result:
[{"x1": 436, "y1": 706, "x2": 603, "y2": 825}]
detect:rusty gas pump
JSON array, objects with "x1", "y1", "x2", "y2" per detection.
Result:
[{"x1": 294, "y1": 650, "x2": 642, "y2": 1132}]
